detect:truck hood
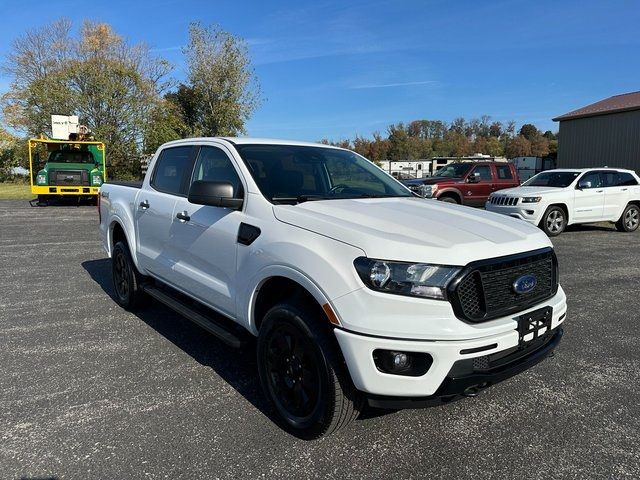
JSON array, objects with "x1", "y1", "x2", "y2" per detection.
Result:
[
  {"x1": 45, "y1": 162, "x2": 97, "y2": 171},
  {"x1": 273, "y1": 197, "x2": 552, "y2": 265},
  {"x1": 492, "y1": 186, "x2": 567, "y2": 196}
]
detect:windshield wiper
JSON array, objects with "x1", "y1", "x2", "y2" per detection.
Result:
[{"x1": 271, "y1": 195, "x2": 327, "y2": 205}]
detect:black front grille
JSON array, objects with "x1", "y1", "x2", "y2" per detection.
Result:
[
  {"x1": 490, "y1": 195, "x2": 519, "y2": 206},
  {"x1": 448, "y1": 248, "x2": 558, "y2": 322},
  {"x1": 49, "y1": 169, "x2": 90, "y2": 186}
]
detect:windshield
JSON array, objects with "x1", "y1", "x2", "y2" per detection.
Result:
[
  {"x1": 48, "y1": 150, "x2": 95, "y2": 164},
  {"x1": 434, "y1": 163, "x2": 472, "y2": 178},
  {"x1": 234, "y1": 144, "x2": 412, "y2": 203},
  {"x1": 523, "y1": 171, "x2": 580, "y2": 188}
]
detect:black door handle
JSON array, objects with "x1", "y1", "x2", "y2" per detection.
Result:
[
  {"x1": 139, "y1": 200, "x2": 149, "y2": 209},
  {"x1": 176, "y1": 211, "x2": 190, "y2": 222}
]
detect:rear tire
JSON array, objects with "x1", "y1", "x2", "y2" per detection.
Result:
[
  {"x1": 438, "y1": 195, "x2": 459, "y2": 204},
  {"x1": 257, "y1": 302, "x2": 362, "y2": 439},
  {"x1": 540, "y1": 206, "x2": 566, "y2": 237},
  {"x1": 112, "y1": 241, "x2": 146, "y2": 310},
  {"x1": 616, "y1": 204, "x2": 640, "y2": 232}
]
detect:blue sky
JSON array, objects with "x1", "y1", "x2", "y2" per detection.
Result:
[{"x1": 1, "y1": 0, "x2": 639, "y2": 141}]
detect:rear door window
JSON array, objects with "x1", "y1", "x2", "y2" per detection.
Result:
[
  {"x1": 496, "y1": 165, "x2": 513, "y2": 180},
  {"x1": 151, "y1": 146, "x2": 194, "y2": 195},
  {"x1": 603, "y1": 171, "x2": 638, "y2": 187}
]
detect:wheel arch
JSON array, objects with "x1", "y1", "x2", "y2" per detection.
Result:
[
  {"x1": 108, "y1": 216, "x2": 143, "y2": 271},
  {"x1": 248, "y1": 267, "x2": 338, "y2": 335},
  {"x1": 436, "y1": 188, "x2": 462, "y2": 203},
  {"x1": 545, "y1": 203, "x2": 570, "y2": 224}
]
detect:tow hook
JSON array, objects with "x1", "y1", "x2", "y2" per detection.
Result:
[{"x1": 462, "y1": 382, "x2": 490, "y2": 397}]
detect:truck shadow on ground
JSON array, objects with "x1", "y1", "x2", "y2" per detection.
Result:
[{"x1": 81, "y1": 258, "x2": 389, "y2": 434}]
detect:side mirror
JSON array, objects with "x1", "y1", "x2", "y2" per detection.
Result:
[
  {"x1": 188, "y1": 180, "x2": 243, "y2": 210},
  {"x1": 577, "y1": 180, "x2": 592, "y2": 190},
  {"x1": 467, "y1": 172, "x2": 481, "y2": 183}
]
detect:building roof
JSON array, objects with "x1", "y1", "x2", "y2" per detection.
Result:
[{"x1": 553, "y1": 91, "x2": 640, "y2": 121}]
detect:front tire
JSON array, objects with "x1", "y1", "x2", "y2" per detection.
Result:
[
  {"x1": 257, "y1": 302, "x2": 362, "y2": 439},
  {"x1": 438, "y1": 195, "x2": 459, "y2": 204},
  {"x1": 540, "y1": 206, "x2": 566, "y2": 237},
  {"x1": 112, "y1": 241, "x2": 146, "y2": 310},
  {"x1": 616, "y1": 204, "x2": 640, "y2": 232}
]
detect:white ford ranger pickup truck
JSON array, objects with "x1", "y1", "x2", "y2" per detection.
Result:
[
  {"x1": 486, "y1": 168, "x2": 640, "y2": 236},
  {"x1": 99, "y1": 138, "x2": 567, "y2": 439}
]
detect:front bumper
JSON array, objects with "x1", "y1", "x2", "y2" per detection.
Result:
[
  {"x1": 366, "y1": 327, "x2": 562, "y2": 409},
  {"x1": 31, "y1": 185, "x2": 100, "y2": 196},
  {"x1": 485, "y1": 202, "x2": 543, "y2": 225},
  {"x1": 334, "y1": 295, "x2": 566, "y2": 398}
]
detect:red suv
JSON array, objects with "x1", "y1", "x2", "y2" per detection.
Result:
[{"x1": 403, "y1": 162, "x2": 520, "y2": 206}]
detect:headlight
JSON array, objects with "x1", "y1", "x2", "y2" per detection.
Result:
[
  {"x1": 418, "y1": 184, "x2": 433, "y2": 198},
  {"x1": 353, "y1": 257, "x2": 461, "y2": 300},
  {"x1": 36, "y1": 174, "x2": 47, "y2": 184},
  {"x1": 92, "y1": 175, "x2": 102, "y2": 185},
  {"x1": 521, "y1": 196, "x2": 542, "y2": 203}
]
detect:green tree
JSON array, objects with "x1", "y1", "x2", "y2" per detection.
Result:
[
  {"x1": 505, "y1": 135, "x2": 532, "y2": 158},
  {"x1": 143, "y1": 98, "x2": 188, "y2": 154},
  {"x1": 443, "y1": 131, "x2": 472, "y2": 157},
  {"x1": 184, "y1": 22, "x2": 261, "y2": 136},
  {"x1": 2, "y1": 19, "x2": 172, "y2": 179},
  {"x1": 519, "y1": 123, "x2": 539, "y2": 141},
  {"x1": 530, "y1": 135, "x2": 550, "y2": 157}
]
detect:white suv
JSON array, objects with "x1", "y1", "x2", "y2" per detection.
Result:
[{"x1": 486, "y1": 168, "x2": 640, "y2": 236}]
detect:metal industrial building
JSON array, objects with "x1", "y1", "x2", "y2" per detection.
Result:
[{"x1": 553, "y1": 91, "x2": 640, "y2": 171}]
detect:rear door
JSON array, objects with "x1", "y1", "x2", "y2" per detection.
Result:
[
  {"x1": 573, "y1": 171, "x2": 605, "y2": 222},
  {"x1": 136, "y1": 145, "x2": 197, "y2": 280},
  {"x1": 464, "y1": 164, "x2": 494, "y2": 205},
  {"x1": 494, "y1": 164, "x2": 518, "y2": 192},
  {"x1": 167, "y1": 144, "x2": 246, "y2": 317},
  {"x1": 602, "y1": 171, "x2": 637, "y2": 221}
]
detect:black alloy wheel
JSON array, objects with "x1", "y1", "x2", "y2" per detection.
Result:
[
  {"x1": 111, "y1": 241, "x2": 146, "y2": 309},
  {"x1": 257, "y1": 302, "x2": 362, "y2": 439}
]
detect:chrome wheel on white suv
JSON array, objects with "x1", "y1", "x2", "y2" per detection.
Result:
[
  {"x1": 541, "y1": 206, "x2": 566, "y2": 237},
  {"x1": 616, "y1": 204, "x2": 640, "y2": 232}
]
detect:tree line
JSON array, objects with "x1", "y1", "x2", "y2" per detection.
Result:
[
  {"x1": 0, "y1": 18, "x2": 260, "y2": 179},
  {"x1": 320, "y1": 117, "x2": 557, "y2": 164}
]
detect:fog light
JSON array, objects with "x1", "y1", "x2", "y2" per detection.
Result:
[
  {"x1": 373, "y1": 349, "x2": 432, "y2": 377},
  {"x1": 393, "y1": 352, "x2": 408, "y2": 368}
]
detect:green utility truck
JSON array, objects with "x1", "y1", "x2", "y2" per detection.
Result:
[{"x1": 29, "y1": 138, "x2": 106, "y2": 203}]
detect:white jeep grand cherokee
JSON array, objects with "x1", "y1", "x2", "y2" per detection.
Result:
[
  {"x1": 486, "y1": 168, "x2": 640, "y2": 236},
  {"x1": 100, "y1": 138, "x2": 566, "y2": 438}
]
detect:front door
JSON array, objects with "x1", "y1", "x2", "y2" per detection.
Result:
[
  {"x1": 136, "y1": 145, "x2": 195, "y2": 280},
  {"x1": 464, "y1": 165, "x2": 494, "y2": 206},
  {"x1": 166, "y1": 145, "x2": 245, "y2": 318},
  {"x1": 573, "y1": 171, "x2": 605, "y2": 222}
]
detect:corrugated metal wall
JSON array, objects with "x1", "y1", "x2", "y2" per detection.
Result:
[{"x1": 557, "y1": 110, "x2": 640, "y2": 172}]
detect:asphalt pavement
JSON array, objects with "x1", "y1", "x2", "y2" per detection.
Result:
[{"x1": 0, "y1": 199, "x2": 639, "y2": 479}]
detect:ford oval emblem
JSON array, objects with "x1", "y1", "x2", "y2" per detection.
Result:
[{"x1": 513, "y1": 274, "x2": 537, "y2": 294}]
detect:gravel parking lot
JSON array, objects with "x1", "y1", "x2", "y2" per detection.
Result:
[{"x1": 1, "y1": 199, "x2": 639, "y2": 479}]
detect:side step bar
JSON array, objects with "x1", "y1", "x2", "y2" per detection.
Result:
[{"x1": 142, "y1": 285, "x2": 244, "y2": 348}]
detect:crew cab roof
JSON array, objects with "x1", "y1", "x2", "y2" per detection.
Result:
[{"x1": 159, "y1": 137, "x2": 344, "y2": 150}]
